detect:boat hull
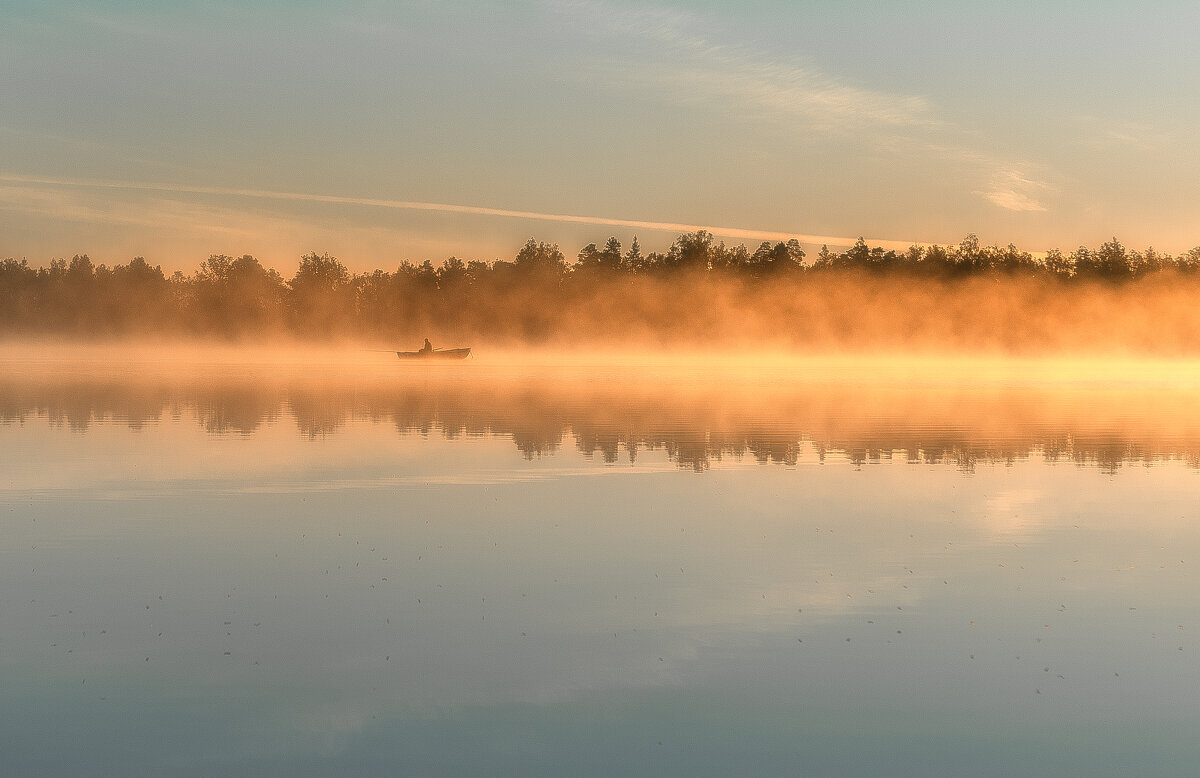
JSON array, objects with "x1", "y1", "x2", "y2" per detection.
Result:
[{"x1": 395, "y1": 348, "x2": 471, "y2": 360}]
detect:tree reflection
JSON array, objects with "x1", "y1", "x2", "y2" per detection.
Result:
[{"x1": 4, "y1": 374, "x2": 1200, "y2": 473}]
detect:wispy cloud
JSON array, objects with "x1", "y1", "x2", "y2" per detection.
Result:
[
  {"x1": 552, "y1": 0, "x2": 935, "y2": 131},
  {"x1": 1075, "y1": 116, "x2": 1173, "y2": 152},
  {"x1": 0, "y1": 173, "x2": 919, "y2": 250},
  {"x1": 645, "y1": 56, "x2": 936, "y2": 131},
  {"x1": 979, "y1": 169, "x2": 1050, "y2": 213},
  {"x1": 0, "y1": 180, "x2": 294, "y2": 239},
  {"x1": 551, "y1": 0, "x2": 1054, "y2": 214}
]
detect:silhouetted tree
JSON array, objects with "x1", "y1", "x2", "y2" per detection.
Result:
[
  {"x1": 67, "y1": 254, "x2": 95, "y2": 283},
  {"x1": 838, "y1": 238, "x2": 871, "y2": 271},
  {"x1": 1092, "y1": 237, "x2": 1131, "y2": 279},
  {"x1": 577, "y1": 237, "x2": 627, "y2": 276},
  {"x1": 437, "y1": 256, "x2": 468, "y2": 288},
  {"x1": 1179, "y1": 247, "x2": 1200, "y2": 274},
  {"x1": 749, "y1": 239, "x2": 804, "y2": 278},
  {"x1": 993, "y1": 244, "x2": 1038, "y2": 275},
  {"x1": 1069, "y1": 246, "x2": 1094, "y2": 277},
  {"x1": 466, "y1": 259, "x2": 491, "y2": 280},
  {"x1": 922, "y1": 244, "x2": 954, "y2": 276},
  {"x1": 191, "y1": 254, "x2": 283, "y2": 335},
  {"x1": 8, "y1": 231, "x2": 1200, "y2": 344},
  {"x1": 1043, "y1": 248, "x2": 1071, "y2": 278},
  {"x1": 955, "y1": 233, "x2": 984, "y2": 273},
  {"x1": 0, "y1": 258, "x2": 37, "y2": 330},
  {"x1": 599, "y1": 237, "x2": 623, "y2": 271},
  {"x1": 710, "y1": 241, "x2": 749, "y2": 273},
  {"x1": 576, "y1": 243, "x2": 600, "y2": 270},
  {"x1": 514, "y1": 239, "x2": 567, "y2": 282},
  {"x1": 625, "y1": 236, "x2": 644, "y2": 271},
  {"x1": 1129, "y1": 247, "x2": 1168, "y2": 278},
  {"x1": 110, "y1": 256, "x2": 172, "y2": 332},
  {"x1": 666, "y1": 230, "x2": 713, "y2": 272},
  {"x1": 289, "y1": 252, "x2": 353, "y2": 334}
]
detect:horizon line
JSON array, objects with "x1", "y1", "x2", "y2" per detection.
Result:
[{"x1": 0, "y1": 172, "x2": 927, "y2": 252}]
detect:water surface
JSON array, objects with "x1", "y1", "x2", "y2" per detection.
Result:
[{"x1": 2, "y1": 354, "x2": 1199, "y2": 775}]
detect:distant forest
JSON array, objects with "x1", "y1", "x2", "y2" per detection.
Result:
[{"x1": 4, "y1": 232, "x2": 1200, "y2": 350}]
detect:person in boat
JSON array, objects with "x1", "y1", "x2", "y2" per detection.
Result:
[{"x1": 420, "y1": 338, "x2": 433, "y2": 354}]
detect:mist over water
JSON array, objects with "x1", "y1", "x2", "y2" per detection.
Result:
[
  {"x1": 7, "y1": 343, "x2": 1200, "y2": 471},
  {"x1": 8, "y1": 233, "x2": 1200, "y2": 354}
]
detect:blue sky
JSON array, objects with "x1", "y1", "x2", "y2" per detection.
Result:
[{"x1": 3, "y1": 0, "x2": 1199, "y2": 271}]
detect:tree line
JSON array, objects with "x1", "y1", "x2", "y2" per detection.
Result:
[{"x1": 3, "y1": 232, "x2": 1200, "y2": 341}]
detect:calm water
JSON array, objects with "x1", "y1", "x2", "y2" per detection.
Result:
[{"x1": 3, "y1": 356, "x2": 1200, "y2": 775}]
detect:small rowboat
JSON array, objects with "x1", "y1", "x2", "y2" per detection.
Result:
[{"x1": 395, "y1": 347, "x2": 471, "y2": 360}]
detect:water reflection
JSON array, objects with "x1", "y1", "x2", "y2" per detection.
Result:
[
  {"x1": 4, "y1": 369, "x2": 1200, "y2": 472},
  {"x1": 4, "y1": 360, "x2": 1200, "y2": 774}
]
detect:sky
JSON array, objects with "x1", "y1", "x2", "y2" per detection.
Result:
[{"x1": 3, "y1": 0, "x2": 1200, "y2": 274}]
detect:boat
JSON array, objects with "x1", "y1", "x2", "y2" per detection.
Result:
[{"x1": 395, "y1": 347, "x2": 471, "y2": 360}]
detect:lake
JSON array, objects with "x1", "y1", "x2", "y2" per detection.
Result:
[{"x1": 3, "y1": 349, "x2": 1200, "y2": 775}]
